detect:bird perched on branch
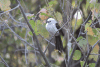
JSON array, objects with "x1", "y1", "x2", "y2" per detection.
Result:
[{"x1": 46, "y1": 18, "x2": 64, "y2": 52}]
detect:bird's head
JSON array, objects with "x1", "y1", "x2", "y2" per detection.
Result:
[{"x1": 46, "y1": 18, "x2": 57, "y2": 24}]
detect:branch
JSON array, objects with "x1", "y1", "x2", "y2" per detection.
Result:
[
  {"x1": 2, "y1": 20, "x2": 37, "y2": 50},
  {"x1": 95, "y1": 42, "x2": 100, "y2": 67},
  {"x1": 0, "y1": 25, "x2": 26, "y2": 31},
  {"x1": 70, "y1": 33, "x2": 84, "y2": 55},
  {"x1": 39, "y1": 34, "x2": 55, "y2": 54},
  {"x1": 68, "y1": 43, "x2": 77, "y2": 67},
  {"x1": 78, "y1": 11, "x2": 92, "y2": 37},
  {"x1": 83, "y1": 46, "x2": 92, "y2": 67},
  {"x1": 0, "y1": 55, "x2": 9, "y2": 67},
  {"x1": 83, "y1": 40, "x2": 100, "y2": 67},
  {"x1": 8, "y1": 13, "x2": 26, "y2": 24},
  {"x1": 0, "y1": 5, "x2": 19, "y2": 15},
  {"x1": 16, "y1": 0, "x2": 51, "y2": 67},
  {"x1": 92, "y1": 40, "x2": 100, "y2": 49}
]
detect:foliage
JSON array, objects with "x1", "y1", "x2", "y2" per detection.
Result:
[
  {"x1": 0, "y1": 0, "x2": 11, "y2": 11},
  {"x1": 0, "y1": 0, "x2": 100, "y2": 67},
  {"x1": 72, "y1": 50, "x2": 81, "y2": 60}
]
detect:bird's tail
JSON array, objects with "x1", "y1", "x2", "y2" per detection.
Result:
[{"x1": 55, "y1": 36, "x2": 63, "y2": 52}]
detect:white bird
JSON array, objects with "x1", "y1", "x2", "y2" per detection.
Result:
[{"x1": 46, "y1": 18, "x2": 64, "y2": 51}]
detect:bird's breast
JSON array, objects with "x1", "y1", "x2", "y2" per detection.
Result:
[{"x1": 46, "y1": 23, "x2": 59, "y2": 36}]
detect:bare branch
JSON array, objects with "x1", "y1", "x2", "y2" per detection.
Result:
[
  {"x1": 68, "y1": 43, "x2": 77, "y2": 67},
  {"x1": 83, "y1": 46, "x2": 92, "y2": 67},
  {"x1": 83, "y1": 40, "x2": 100, "y2": 67},
  {"x1": 0, "y1": 5, "x2": 19, "y2": 15},
  {"x1": 92, "y1": 40, "x2": 100, "y2": 49},
  {"x1": 78, "y1": 11, "x2": 92, "y2": 37},
  {"x1": 16, "y1": 0, "x2": 51, "y2": 67},
  {"x1": 0, "y1": 55, "x2": 9, "y2": 67},
  {"x1": 95, "y1": 42, "x2": 100, "y2": 67},
  {"x1": 2, "y1": 20, "x2": 37, "y2": 50}
]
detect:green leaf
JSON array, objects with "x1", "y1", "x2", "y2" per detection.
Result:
[
  {"x1": 72, "y1": 19, "x2": 82, "y2": 31},
  {"x1": 92, "y1": 28, "x2": 100, "y2": 38},
  {"x1": 18, "y1": 13, "x2": 34, "y2": 21},
  {"x1": 55, "y1": 12, "x2": 63, "y2": 23},
  {"x1": 73, "y1": 50, "x2": 81, "y2": 60},
  {"x1": 48, "y1": 0, "x2": 57, "y2": 6},
  {"x1": 29, "y1": 20, "x2": 35, "y2": 28},
  {"x1": 78, "y1": 0, "x2": 83, "y2": 2},
  {"x1": 95, "y1": 3, "x2": 100, "y2": 9},
  {"x1": 88, "y1": 20, "x2": 92, "y2": 23},
  {"x1": 92, "y1": 29, "x2": 97, "y2": 35},
  {"x1": 88, "y1": 35, "x2": 98, "y2": 46},
  {"x1": 77, "y1": 36, "x2": 83, "y2": 41},
  {"x1": 29, "y1": 20, "x2": 49, "y2": 37},
  {"x1": 49, "y1": 1, "x2": 54, "y2": 5},
  {"x1": 89, "y1": 63, "x2": 95, "y2": 67},
  {"x1": 8, "y1": 46, "x2": 13, "y2": 51},
  {"x1": 78, "y1": 38, "x2": 87, "y2": 47},
  {"x1": 80, "y1": 61, "x2": 84, "y2": 67},
  {"x1": 29, "y1": 31, "x2": 33, "y2": 35},
  {"x1": 80, "y1": 61, "x2": 95, "y2": 67},
  {"x1": 36, "y1": 20, "x2": 49, "y2": 37},
  {"x1": 90, "y1": 3, "x2": 94, "y2": 8},
  {"x1": 0, "y1": 31, "x2": 1, "y2": 35},
  {"x1": 86, "y1": 0, "x2": 90, "y2": 9},
  {"x1": 40, "y1": 13, "x2": 49, "y2": 17},
  {"x1": 27, "y1": 16, "x2": 32, "y2": 20},
  {"x1": 78, "y1": 38, "x2": 87, "y2": 52},
  {"x1": 89, "y1": 52, "x2": 98, "y2": 61},
  {"x1": 26, "y1": 13, "x2": 34, "y2": 20},
  {"x1": 0, "y1": 0, "x2": 11, "y2": 11},
  {"x1": 27, "y1": 15, "x2": 35, "y2": 20},
  {"x1": 80, "y1": 61, "x2": 87, "y2": 67},
  {"x1": 85, "y1": 21, "x2": 92, "y2": 31},
  {"x1": 29, "y1": 20, "x2": 36, "y2": 35}
]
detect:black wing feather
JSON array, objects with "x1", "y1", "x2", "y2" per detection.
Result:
[
  {"x1": 56, "y1": 23, "x2": 64, "y2": 36},
  {"x1": 55, "y1": 23, "x2": 64, "y2": 52},
  {"x1": 55, "y1": 36, "x2": 63, "y2": 52}
]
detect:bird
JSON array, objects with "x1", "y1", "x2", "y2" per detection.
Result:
[{"x1": 46, "y1": 18, "x2": 64, "y2": 52}]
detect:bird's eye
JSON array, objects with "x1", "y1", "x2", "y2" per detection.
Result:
[
  {"x1": 46, "y1": 21, "x2": 51, "y2": 23},
  {"x1": 48, "y1": 21, "x2": 51, "y2": 23}
]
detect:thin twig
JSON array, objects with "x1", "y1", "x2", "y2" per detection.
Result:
[
  {"x1": 83, "y1": 46, "x2": 92, "y2": 67},
  {"x1": 90, "y1": 53, "x2": 100, "y2": 55},
  {"x1": 95, "y1": 43, "x2": 100, "y2": 67},
  {"x1": 72, "y1": 10, "x2": 78, "y2": 35},
  {"x1": 92, "y1": 40, "x2": 100, "y2": 49},
  {"x1": 0, "y1": 24, "x2": 26, "y2": 30},
  {"x1": 68, "y1": 43, "x2": 77, "y2": 67},
  {"x1": 39, "y1": 34, "x2": 55, "y2": 46},
  {"x1": 70, "y1": 33, "x2": 84, "y2": 55},
  {"x1": 86, "y1": 31, "x2": 89, "y2": 52},
  {"x1": 9, "y1": 13, "x2": 27, "y2": 25},
  {"x1": 90, "y1": 21, "x2": 99, "y2": 27},
  {"x1": 78, "y1": 11, "x2": 92, "y2": 37},
  {"x1": 0, "y1": 5, "x2": 19, "y2": 15},
  {"x1": 83, "y1": 40, "x2": 100, "y2": 67},
  {"x1": 39, "y1": 34, "x2": 55, "y2": 54},
  {"x1": 0, "y1": 55, "x2": 9, "y2": 67},
  {"x1": 70, "y1": 56, "x2": 84, "y2": 67},
  {"x1": 0, "y1": 24, "x2": 5, "y2": 38}
]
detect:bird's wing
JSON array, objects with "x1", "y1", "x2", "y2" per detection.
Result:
[{"x1": 56, "y1": 23, "x2": 64, "y2": 36}]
